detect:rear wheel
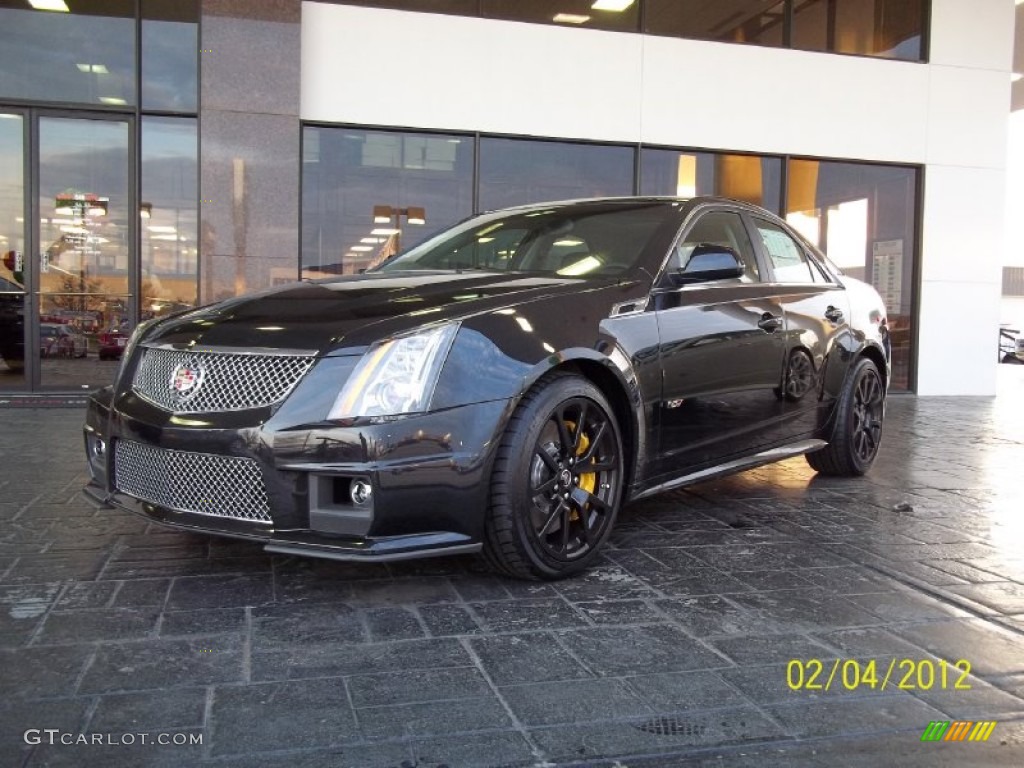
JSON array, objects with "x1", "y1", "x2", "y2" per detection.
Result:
[
  {"x1": 806, "y1": 356, "x2": 884, "y2": 476},
  {"x1": 483, "y1": 373, "x2": 624, "y2": 580},
  {"x1": 775, "y1": 348, "x2": 815, "y2": 401}
]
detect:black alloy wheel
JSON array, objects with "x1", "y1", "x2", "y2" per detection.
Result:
[
  {"x1": 778, "y1": 349, "x2": 815, "y2": 401},
  {"x1": 484, "y1": 373, "x2": 624, "y2": 580},
  {"x1": 806, "y1": 356, "x2": 884, "y2": 476}
]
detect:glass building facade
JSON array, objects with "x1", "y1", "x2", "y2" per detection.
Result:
[
  {"x1": 0, "y1": 0, "x2": 923, "y2": 393},
  {"x1": 0, "y1": 0, "x2": 198, "y2": 392}
]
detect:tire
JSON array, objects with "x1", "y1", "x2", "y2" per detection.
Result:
[
  {"x1": 806, "y1": 356, "x2": 884, "y2": 476},
  {"x1": 483, "y1": 373, "x2": 625, "y2": 580}
]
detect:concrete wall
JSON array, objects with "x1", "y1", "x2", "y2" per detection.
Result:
[{"x1": 301, "y1": 0, "x2": 1015, "y2": 395}]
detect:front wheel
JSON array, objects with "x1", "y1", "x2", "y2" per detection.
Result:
[
  {"x1": 483, "y1": 373, "x2": 624, "y2": 580},
  {"x1": 806, "y1": 356, "x2": 884, "y2": 476}
]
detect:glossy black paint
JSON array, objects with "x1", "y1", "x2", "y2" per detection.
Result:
[{"x1": 83, "y1": 197, "x2": 890, "y2": 564}]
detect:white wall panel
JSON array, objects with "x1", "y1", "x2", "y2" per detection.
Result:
[
  {"x1": 930, "y1": 0, "x2": 1015, "y2": 72},
  {"x1": 302, "y1": 2, "x2": 644, "y2": 142},
  {"x1": 917, "y1": 165, "x2": 1004, "y2": 396},
  {"x1": 921, "y1": 166, "x2": 1006, "y2": 285},
  {"x1": 638, "y1": 36, "x2": 930, "y2": 163},
  {"x1": 926, "y1": 66, "x2": 1010, "y2": 169},
  {"x1": 916, "y1": 280, "x2": 1002, "y2": 395}
]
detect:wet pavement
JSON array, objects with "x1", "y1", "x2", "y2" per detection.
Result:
[{"x1": 1, "y1": 369, "x2": 1023, "y2": 767}]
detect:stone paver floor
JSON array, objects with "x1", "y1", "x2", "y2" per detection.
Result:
[{"x1": 1, "y1": 369, "x2": 1023, "y2": 767}]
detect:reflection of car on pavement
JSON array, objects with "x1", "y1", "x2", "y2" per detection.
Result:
[
  {"x1": 98, "y1": 324, "x2": 130, "y2": 361},
  {"x1": 0, "y1": 275, "x2": 25, "y2": 371},
  {"x1": 40, "y1": 322, "x2": 88, "y2": 358},
  {"x1": 84, "y1": 196, "x2": 891, "y2": 580}
]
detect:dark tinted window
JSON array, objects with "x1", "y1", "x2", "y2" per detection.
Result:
[
  {"x1": 479, "y1": 138, "x2": 634, "y2": 211},
  {"x1": 482, "y1": 0, "x2": 639, "y2": 32},
  {"x1": 645, "y1": 0, "x2": 785, "y2": 46},
  {"x1": 316, "y1": 0, "x2": 478, "y2": 16},
  {"x1": 0, "y1": 0, "x2": 136, "y2": 107},
  {"x1": 640, "y1": 149, "x2": 782, "y2": 214},
  {"x1": 142, "y1": 117, "x2": 198, "y2": 317},
  {"x1": 792, "y1": 0, "x2": 924, "y2": 60},
  {"x1": 785, "y1": 158, "x2": 918, "y2": 389},
  {"x1": 671, "y1": 211, "x2": 760, "y2": 282},
  {"x1": 142, "y1": 0, "x2": 198, "y2": 112},
  {"x1": 302, "y1": 127, "x2": 474, "y2": 277}
]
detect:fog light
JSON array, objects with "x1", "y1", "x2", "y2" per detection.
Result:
[
  {"x1": 350, "y1": 477, "x2": 372, "y2": 506},
  {"x1": 85, "y1": 433, "x2": 106, "y2": 483}
]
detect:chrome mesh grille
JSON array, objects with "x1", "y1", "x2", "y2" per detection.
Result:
[
  {"x1": 113, "y1": 440, "x2": 272, "y2": 523},
  {"x1": 132, "y1": 347, "x2": 315, "y2": 413}
]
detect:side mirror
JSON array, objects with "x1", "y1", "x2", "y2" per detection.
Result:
[{"x1": 673, "y1": 243, "x2": 745, "y2": 284}]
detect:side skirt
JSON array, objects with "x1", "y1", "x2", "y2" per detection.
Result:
[{"x1": 630, "y1": 439, "x2": 827, "y2": 501}]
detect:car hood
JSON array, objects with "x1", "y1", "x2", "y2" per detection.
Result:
[{"x1": 142, "y1": 271, "x2": 629, "y2": 355}]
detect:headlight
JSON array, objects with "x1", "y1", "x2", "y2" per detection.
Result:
[{"x1": 328, "y1": 323, "x2": 459, "y2": 419}]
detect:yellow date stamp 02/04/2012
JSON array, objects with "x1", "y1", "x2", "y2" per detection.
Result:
[{"x1": 786, "y1": 658, "x2": 972, "y2": 692}]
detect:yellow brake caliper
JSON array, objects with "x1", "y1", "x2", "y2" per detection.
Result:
[{"x1": 564, "y1": 421, "x2": 596, "y2": 521}]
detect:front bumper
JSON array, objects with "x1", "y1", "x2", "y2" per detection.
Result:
[{"x1": 83, "y1": 387, "x2": 512, "y2": 563}]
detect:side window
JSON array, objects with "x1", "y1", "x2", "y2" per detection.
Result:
[
  {"x1": 754, "y1": 218, "x2": 817, "y2": 283},
  {"x1": 671, "y1": 210, "x2": 760, "y2": 283}
]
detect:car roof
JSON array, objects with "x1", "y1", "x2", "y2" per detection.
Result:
[{"x1": 478, "y1": 195, "x2": 773, "y2": 218}]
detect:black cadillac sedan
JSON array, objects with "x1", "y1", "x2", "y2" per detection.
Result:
[{"x1": 83, "y1": 197, "x2": 890, "y2": 579}]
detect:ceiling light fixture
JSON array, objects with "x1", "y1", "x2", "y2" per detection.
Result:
[
  {"x1": 29, "y1": 0, "x2": 69, "y2": 11},
  {"x1": 592, "y1": 0, "x2": 635, "y2": 11},
  {"x1": 553, "y1": 13, "x2": 590, "y2": 24}
]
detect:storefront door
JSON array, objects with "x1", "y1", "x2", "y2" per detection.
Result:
[{"x1": 0, "y1": 112, "x2": 134, "y2": 393}]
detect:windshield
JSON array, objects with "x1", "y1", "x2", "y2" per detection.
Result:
[{"x1": 374, "y1": 202, "x2": 680, "y2": 277}]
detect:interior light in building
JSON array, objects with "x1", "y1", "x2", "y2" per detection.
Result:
[
  {"x1": 29, "y1": 0, "x2": 69, "y2": 11},
  {"x1": 360, "y1": 237, "x2": 383, "y2": 244},
  {"x1": 139, "y1": 202, "x2": 152, "y2": 219},
  {"x1": 676, "y1": 154, "x2": 697, "y2": 198},
  {"x1": 373, "y1": 205, "x2": 392, "y2": 224},
  {"x1": 558, "y1": 255, "x2": 602, "y2": 276},
  {"x1": 553, "y1": 238, "x2": 584, "y2": 247},
  {"x1": 405, "y1": 206, "x2": 426, "y2": 225},
  {"x1": 553, "y1": 13, "x2": 590, "y2": 24},
  {"x1": 148, "y1": 226, "x2": 177, "y2": 233},
  {"x1": 477, "y1": 237, "x2": 495, "y2": 243},
  {"x1": 76, "y1": 63, "x2": 109, "y2": 74},
  {"x1": 1013, "y1": 73, "x2": 1023, "y2": 83},
  {"x1": 351, "y1": 245, "x2": 373, "y2": 252},
  {"x1": 371, "y1": 228, "x2": 400, "y2": 236},
  {"x1": 99, "y1": 97, "x2": 127, "y2": 105},
  {"x1": 592, "y1": 0, "x2": 635, "y2": 11}
]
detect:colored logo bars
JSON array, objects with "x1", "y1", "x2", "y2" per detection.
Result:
[{"x1": 921, "y1": 721, "x2": 997, "y2": 742}]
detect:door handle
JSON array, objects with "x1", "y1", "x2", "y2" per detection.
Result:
[
  {"x1": 758, "y1": 313, "x2": 783, "y2": 332},
  {"x1": 824, "y1": 305, "x2": 844, "y2": 324}
]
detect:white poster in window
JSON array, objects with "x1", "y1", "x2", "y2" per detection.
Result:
[{"x1": 871, "y1": 239, "x2": 903, "y2": 314}]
